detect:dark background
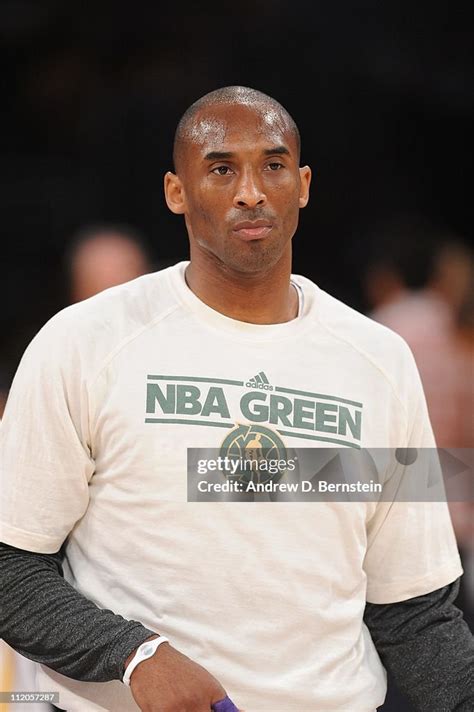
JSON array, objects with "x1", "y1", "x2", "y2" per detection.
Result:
[{"x1": 1, "y1": 0, "x2": 473, "y2": 380}]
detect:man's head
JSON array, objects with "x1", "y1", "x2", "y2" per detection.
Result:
[
  {"x1": 66, "y1": 224, "x2": 152, "y2": 303},
  {"x1": 165, "y1": 86, "x2": 311, "y2": 275}
]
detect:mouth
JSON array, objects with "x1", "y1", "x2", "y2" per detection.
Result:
[{"x1": 232, "y1": 220, "x2": 273, "y2": 240}]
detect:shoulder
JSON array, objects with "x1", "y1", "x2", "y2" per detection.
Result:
[
  {"x1": 21, "y1": 266, "x2": 181, "y2": 378},
  {"x1": 297, "y1": 274, "x2": 413, "y2": 358},
  {"x1": 294, "y1": 273, "x2": 420, "y2": 392}
]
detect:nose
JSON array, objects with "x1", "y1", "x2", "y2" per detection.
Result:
[{"x1": 233, "y1": 168, "x2": 266, "y2": 209}]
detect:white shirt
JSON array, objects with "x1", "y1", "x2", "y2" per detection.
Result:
[{"x1": 0, "y1": 262, "x2": 462, "y2": 711}]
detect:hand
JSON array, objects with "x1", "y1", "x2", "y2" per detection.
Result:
[{"x1": 128, "y1": 639, "x2": 243, "y2": 712}]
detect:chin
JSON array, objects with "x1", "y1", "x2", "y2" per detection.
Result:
[
  {"x1": 223, "y1": 244, "x2": 284, "y2": 275},
  {"x1": 221, "y1": 240, "x2": 285, "y2": 275}
]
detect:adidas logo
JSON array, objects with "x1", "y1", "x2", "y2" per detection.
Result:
[{"x1": 245, "y1": 371, "x2": 273, "y2": 391}]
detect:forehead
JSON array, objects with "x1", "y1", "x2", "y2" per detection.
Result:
[{"x1": 185, "y1": 103, "x2": 296, "y2": 157}]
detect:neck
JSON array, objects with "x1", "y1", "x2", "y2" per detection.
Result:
[{"x1": 185, "y1": 247, "x2": 298, "y2": 324}]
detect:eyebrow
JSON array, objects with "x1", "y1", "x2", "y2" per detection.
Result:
[
  {"x1": 204, "y1": 145, "x2": 291, "y2": 161},
  {"x1": 204, "y1": 151, "x2": 233, "y2": 160},
  {"x1": 263, "y1": 145, "x2": 290, "y2": 157}
]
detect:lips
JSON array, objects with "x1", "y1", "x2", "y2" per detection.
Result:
[{"x1": 232, "y1": 220, "x2": 273, "y2": 240}]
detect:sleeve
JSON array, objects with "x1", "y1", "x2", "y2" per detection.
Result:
[
  {"x1": 0, "y1": 311, "x2": 95, "y2": 553},
  {"x1": 0, "y1": 542, "x2": 155, "y2": 682},
  {"x1": 363, "y1": 342, "x2": 463, "y2": 604},
  {"x1": 364, "y1": 578, "x2": 474, "y2": 710}
]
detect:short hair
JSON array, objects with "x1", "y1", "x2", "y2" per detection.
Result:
[{"x1": 173, "y1": 85, "x2": 301, "y2": 172}]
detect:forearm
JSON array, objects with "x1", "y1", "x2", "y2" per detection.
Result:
[
  {"x1": 364, "y1": 579, "x2": 474, "y2": 711},
  {"x1": 0, "y1": 542, "x2": 154, "y2": 682}
]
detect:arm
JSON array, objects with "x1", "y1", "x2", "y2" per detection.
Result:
[
  {"x1": 0, "y1": 541, "x2": 154, "y2": 681},
  {"x1": 0, "y1": 315, "x2": 241, "y2": 710},
  {"x1": 0, "y1": 542, "x2": 238, "y2": 712},
  {"x1": 364, "y1": 578, "x2": 474, "y2": 711}
]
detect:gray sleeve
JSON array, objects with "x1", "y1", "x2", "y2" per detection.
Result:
[
  {"x1": 0, "y1": 541, "x2": 155, "y2": 682},
  {"x1": 364, "y1": 578, "x2": 474, "y2": 711}
]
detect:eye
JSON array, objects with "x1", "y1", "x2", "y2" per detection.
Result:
[
  {"x1": 265, "y1": 162, "x2": 284, "y2": 171},
  {"x1": 211, "y1": 165, "x2": 234, "y2": 176}
]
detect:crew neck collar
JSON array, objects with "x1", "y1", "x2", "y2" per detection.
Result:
[{"x1": 167, "y1": 261, "x2": 317, "y2": 342}]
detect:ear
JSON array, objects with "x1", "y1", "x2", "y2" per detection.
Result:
[
  {"x1": 164, "y1": 171, "x2": 186, "y2": 214},
  {"x1": 298, "y1": 166, "x2": 311, "y2": 208}
]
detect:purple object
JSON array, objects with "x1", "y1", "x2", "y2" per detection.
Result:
[{"x1": 212, "y1": 695, "x2": 240, "y2": 712}]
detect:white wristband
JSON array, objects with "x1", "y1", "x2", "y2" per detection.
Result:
[{"x1": 123, "y1": 636, "x2": 169, "y2": 686}]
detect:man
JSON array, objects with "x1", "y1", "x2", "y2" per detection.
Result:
[
  {"x1": 65, "y1": 223, "x2": 153, "y2": 304},
  {"x1": 0, "y1": 86, "x2": 472, "y2": 712}
]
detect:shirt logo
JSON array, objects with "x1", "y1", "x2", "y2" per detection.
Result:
[
  {"x1": 220, "y1": 423, "x2": 287, "y2": 484},
  {"x1": 245, "y1": 371, "x2": 273, "y2": 391},
  {"x1": 145, "y1": 373, "x2": 363, "y2": 448}
]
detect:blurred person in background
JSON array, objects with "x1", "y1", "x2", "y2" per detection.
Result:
[
  {"x1": 365, "y1": 218, "x2": 473, "y2": 548},
  {"x1": 365, "y1": 217, "x2": 474, "y2": 710},
  {"x1": 365, "y1": 216, "x2": 472, "y2": 449},
  {"x1": 65, "y1": 224, "x2": 153, "y2": 303}
]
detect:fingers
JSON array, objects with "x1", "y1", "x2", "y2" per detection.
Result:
[{"x1": 211, "y1": 695, "x2": 241, "y2": 712}]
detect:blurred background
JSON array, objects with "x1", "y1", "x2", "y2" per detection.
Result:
[{"x1": 0, "y1": 1, "x2": 472, "y2": 710}]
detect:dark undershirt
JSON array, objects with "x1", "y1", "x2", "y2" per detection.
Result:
[
  {"x1": 365, "y1": 577, "x2": 474, "y2": 710},
  {"x1": 0, "y1": 543, "x2": 154, "y2": 681},
  {"x1": 0, "y1": 541, "x2": 473, "y2": 710}
]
